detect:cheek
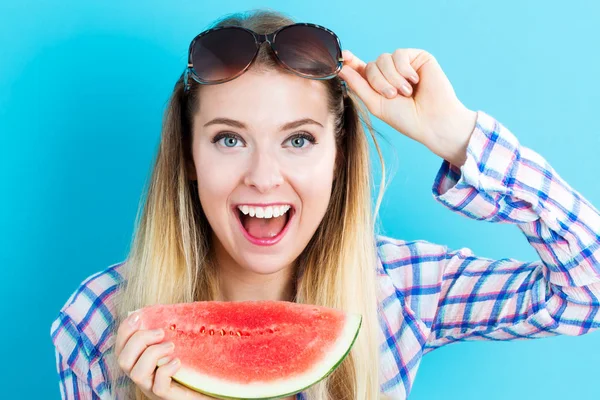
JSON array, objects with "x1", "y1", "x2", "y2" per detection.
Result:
[
  {"x1": 288, "y1": 149, "x2": 336, "y2": 210},
  {"x1": 194, "y1": 146, "x2": 243, "y2": 213}
]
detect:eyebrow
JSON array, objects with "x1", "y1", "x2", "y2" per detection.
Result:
[{"x1": 203, "y1": 117, "x2": 324, "y2": 131}]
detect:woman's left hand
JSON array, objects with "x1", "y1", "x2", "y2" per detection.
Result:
[{"x1": 339, "y1": 48, "x2": 477, "y2": 167}]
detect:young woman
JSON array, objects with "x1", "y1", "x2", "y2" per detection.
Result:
[{"x1": 50, "y1": 9, "x2": 600, "y2": 400}]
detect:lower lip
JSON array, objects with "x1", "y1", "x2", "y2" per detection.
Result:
[{"x1": 234, "y1": 209, "x2": 294, "y2": 247}]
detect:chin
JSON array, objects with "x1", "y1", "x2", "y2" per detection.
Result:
[{"x1": 235, "y1": 252, "x2": 297, "y2": 275}]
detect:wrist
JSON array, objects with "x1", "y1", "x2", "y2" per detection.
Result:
[{"x1": 428, "y1": 108, "x2": 477, "y2": 167}]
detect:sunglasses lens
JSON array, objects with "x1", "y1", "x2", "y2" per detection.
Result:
[
  {"x1": 191, "y1": 27, "x2": 257, "y2": 82},
  {"x1": 274, "y1": 25, "x2": 340, "y2": 77}
]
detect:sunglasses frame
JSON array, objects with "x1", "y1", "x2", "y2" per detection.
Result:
[{"x1": 183, "y1": 22, "x2": 345, "y2": 92}]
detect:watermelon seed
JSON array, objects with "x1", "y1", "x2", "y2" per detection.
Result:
[
  {"x1": 220, "y1": 329, "x2": 226, "y2": 336},
  {"x1": 236, "y1": 331, "x2": 241, "y2": 337},
  {"x1": 209, "y1": 329, "x2": 214, "y2": 335},
  {"x1": 200, "y1": 326, "x2": 205, "y2": 334},
  {"x1": 229, "y1": 330, "x2": 234, "y2": 336},
  {"x1": 267, "y1": 328, "x2": 274, "y2": 334},
  {"x1": 169, "y1": 324, "x2": 176, "y2": 331}
]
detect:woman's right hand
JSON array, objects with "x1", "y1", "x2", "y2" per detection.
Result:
[{"x1": 115, "y1": 311, "x2": 215, "y2": 399}]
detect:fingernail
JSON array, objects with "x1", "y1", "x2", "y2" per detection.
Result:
[
  {"x1": 401, "y1": 84, "x2": 412, "y2": 95},
  {"x1": 410, "y1": 74, "x2": 419, "y2": 83},
  {"x1": 384, "y1": 87, "x2": 397, "y2": 98},
  {"x1": 157, "y1": 356, "x2": 172, "y2": 367},
  {"x1": 152, "y1": 328, "x2": 164, "y2": 337},
  {"x1": 128, "y1": 313, "x2": 140, "y2": 327},
  {"x1": 168, "y1": 358, "x2": 180, "y2": 367},
  {"x1": 162, "y1": 341, "x2": 175, "y2": 350}
]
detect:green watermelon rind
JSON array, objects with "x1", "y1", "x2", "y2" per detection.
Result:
[{"x1": 171, "y1": 314, "x2": 363, "y2": 400}]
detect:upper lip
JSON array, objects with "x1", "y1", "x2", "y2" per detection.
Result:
[
  {"x1": 232, "y1": 203, "x2": 296, "y2": 219},
  {"x1": 233, "y1": 202, "x2": 294, "y2": 208}
]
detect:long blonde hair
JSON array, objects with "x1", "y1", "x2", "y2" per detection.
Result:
[{"x1": 110, "y1": 9, "x2": 387, "y2": 400}]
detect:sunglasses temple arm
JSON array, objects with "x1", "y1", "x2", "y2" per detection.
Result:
[
  {"x1": 183, "y1": 68, "x2": 192, "y2": 93},
  {"x1": 341, "y1": 81, "x2": 349, "y2": 98}
]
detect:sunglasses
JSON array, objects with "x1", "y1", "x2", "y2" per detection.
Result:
[{"x1": 183, "y1": 23, "x2": 345, "y2": 92}]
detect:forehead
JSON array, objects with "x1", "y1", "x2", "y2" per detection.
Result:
[{"x1": 194, "y1": 69, "x2": 332, "y2": 129}]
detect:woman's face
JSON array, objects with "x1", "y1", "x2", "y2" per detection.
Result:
[{"x1": 189, "y1": 68, "x2": 338, "y2": 275}]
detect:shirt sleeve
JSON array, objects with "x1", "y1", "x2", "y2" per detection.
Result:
[
  {"x1": 50, "y1": 312, "x2": 103, "y2": 399},
  {"x1": 424, "y1": 110, "x2": 600, "y2": 349}
]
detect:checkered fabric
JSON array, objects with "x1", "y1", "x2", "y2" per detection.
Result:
[{"x1": 51, "y1": 111, "x2": 600, "y2": 399}]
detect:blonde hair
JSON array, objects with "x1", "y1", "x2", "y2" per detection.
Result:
[{"x1": 110, "y1": 9, "x2": 388, "y2": 400}]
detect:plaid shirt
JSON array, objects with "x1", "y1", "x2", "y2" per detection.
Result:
[{"x1": 51, "y1": 111, "x2": 600, "y2": 399}]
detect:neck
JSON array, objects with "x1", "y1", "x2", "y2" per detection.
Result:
[{"x1": 212, "y1": 240, "x2": 297, "y2": 302}]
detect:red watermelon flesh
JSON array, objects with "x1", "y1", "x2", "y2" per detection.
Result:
[{"x1": 136, "y1": 301, "x2": 362, "y2": 399}]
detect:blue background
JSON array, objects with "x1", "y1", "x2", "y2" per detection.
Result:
[{"x1": 1, "y1": 0, "x2": 599, "y2": 398}]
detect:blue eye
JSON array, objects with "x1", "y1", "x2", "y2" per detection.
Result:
[
  {"x1": 222, "y1": 137, "x2": 239, "y2": 147},
  {"x1": 284, "y1": 133, "x2": 316, "y2": 149},
  {"x1": 213, "y1": 133, "x2": 244, "y2": 148},
  {"x1": 291, "y1": 137, "x2": 306, "y2": 148}
]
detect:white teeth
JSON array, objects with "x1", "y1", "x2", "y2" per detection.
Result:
[{"x1": 237, "y1": 205, "x2": 292, "y2": 219}]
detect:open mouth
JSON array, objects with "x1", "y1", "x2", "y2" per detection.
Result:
[{"x1": 234, "y1": 204, "x2": 294, "y2": 246}]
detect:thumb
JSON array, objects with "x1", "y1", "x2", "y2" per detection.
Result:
[
  {"x1": 339, "y1": 64, "x2": 380, "y2": 111},
  {"x1": 341, "y1": 50, "x2": 366, "y2": 79}
]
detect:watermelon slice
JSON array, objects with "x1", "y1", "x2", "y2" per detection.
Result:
[{"x1": 135, "y1": 301, "x2": 362, "y2": 399}]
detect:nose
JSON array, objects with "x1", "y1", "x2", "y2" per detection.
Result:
[{"x1": 243, "y1": 150, "x2": 284, "y2": 193}]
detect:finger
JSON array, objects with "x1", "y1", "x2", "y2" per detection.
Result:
[
  {"x1": 117, "y1": 328, "x2": 165, "y2": 375},
  {"x1": 339, "y1": 64, "x2": 380, "y2": 110},
  {"x1": 129, "y1": 341, "x2": 175, "y2": 391},
  {"x1": 341, "y1": 49, "x2": 367, "y2": 80},
  {"x1": 376, "y1": 53, "x2": 413, "y2": 97},
  {"x1": 115, "y1": 311, "x2": 141, "y2": 358},
  {"x1": 170, "y1": 380, "x2": 216, "y2": 400},
  {"x1": 154, "y1": 360, "x2": 237, "y2": 399},
  {"x1": 152, "y1": 358, "x2": 182, "y2": 398},
  {"x1": 365, "y1": 61, "x2": 398, "y2": 99},
  {"x1": 392, "y1": 49, "x2": 420, "y2": 85}
]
